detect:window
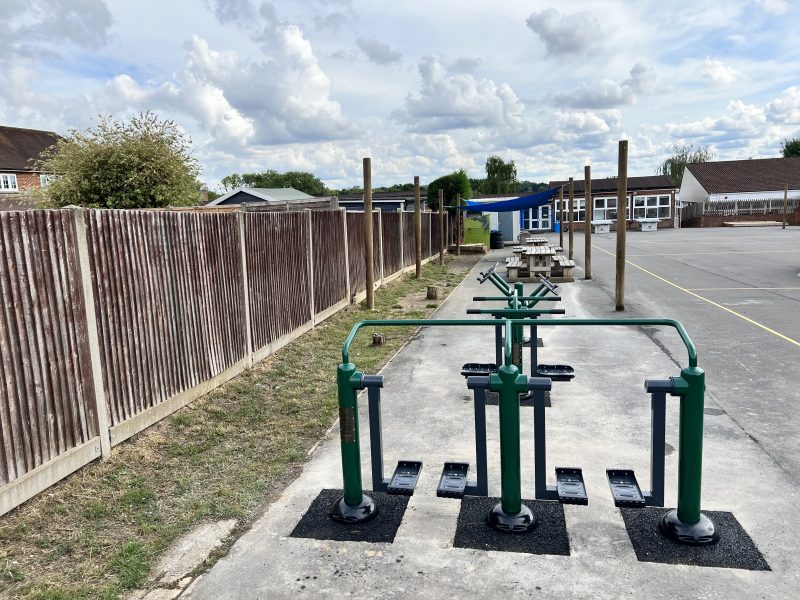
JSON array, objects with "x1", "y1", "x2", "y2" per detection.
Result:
[
  {"x1": 594, "y1": 197, "x2": 617, "y2": 220},
  {"x1": 39, "y1": 174, "x2": 55, "y2": 188},
  {"x1": 0, "y1": 173, "x2": 18, "y2": 192},
  {"x1": 553, "y1": 198, "x2": 587, "y2": 222},
  {"x1": 633, "y1": 195, "x2": 670, "y2": 219}
]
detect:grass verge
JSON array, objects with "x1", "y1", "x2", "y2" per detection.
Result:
[{"x1": 0, "y1": 255, "x2": 480, "y2": 599}]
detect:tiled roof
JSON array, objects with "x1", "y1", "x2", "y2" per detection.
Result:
[
  {"x1": 0, "y1": 126, "x2": 60, "y2": 171},
  {"x1": 686, "y1": 157, "x2": 800, "y2": 194},
  {"x1": 548, "y1": 175, "x2": 675, "y2": 195}
]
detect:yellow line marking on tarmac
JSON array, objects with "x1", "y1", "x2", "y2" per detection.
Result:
[
  {"x1": 687, "y1": 287, "x2": 800, "y2": 291},
  {"x1": 627, "y1": 250, "x2": 797, "y2": 257},
  {"x1": 592, "y1": 244, "x2": 800, "y2": 350}
]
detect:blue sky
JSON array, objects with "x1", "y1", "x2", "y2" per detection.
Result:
[{"x1": 2, "y1": 0, "x2": 799, "y2": 191}]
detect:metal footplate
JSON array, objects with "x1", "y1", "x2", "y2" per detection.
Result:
[
  {"x1": 606, "y1": 469, "x2": 646, "y2": 507},
  {"x1": 437, "y1": 462, "x2": 469, "y2": 498},
  {"x1": 555, "y1": 467, "x2": 588, "y2": 505},
  {"x1": 387, "y1": 460, "x2": 422, "y2": 496},
  {"x1": 536, "y1": 364, "x2": 575, "y2": 381}
]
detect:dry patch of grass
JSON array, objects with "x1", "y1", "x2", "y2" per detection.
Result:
[{"x1": 0, "y1": 255, "x2": 479, "y2": 600}]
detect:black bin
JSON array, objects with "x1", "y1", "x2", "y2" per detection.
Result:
[{"x1": 489, "y1": 230, "x2": 504, "y2": 249}]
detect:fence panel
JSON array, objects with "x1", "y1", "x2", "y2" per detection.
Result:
[
  {"x1": 87, "y1": 210, "x2": 246, "y2": 426},
  {"x1": 381, "y1": 212, "x2": 402, "y2": 277},
  {"x1": 346, "y1": 212, "x2": 366, "y2": 294},
  {"x1": 246, "y1": 212, "x2": 312, "y2": 351},
  {"x1": 0, "y1": 210, "x2": 98, "y2": 484},
  {"x1": 402, "y1": 212, "x2": 415, "y2": 267},
  {"x1": 311, "y1": 211, "x2": 347, "y2": 314},
  {"x1": 422, "y1": 213, "x2": 432, "y2": 258},
  {"x1": 431, "y1": 212, "x2": 441, "y2": 259}
]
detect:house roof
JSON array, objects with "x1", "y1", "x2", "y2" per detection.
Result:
[
  {"x1": 0, "y1": 126, "x2": 60, "y2": 172},
  {"x1": 206, "y1": 186, "x2": 315, "y2": 205},
  {"x1": 685, "y1": 157, "x2": 800, "y2": 194},
  {"x1": 548, "y1": 175, "x2": 675, "y2": 195}
]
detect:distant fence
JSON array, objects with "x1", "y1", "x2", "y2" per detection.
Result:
[
  {"x1": 682, "y1": 197, "x2": 800, "y2": 226},
  {"x1": 0, "y1": 207, "x2": 445, "y2": 515}
]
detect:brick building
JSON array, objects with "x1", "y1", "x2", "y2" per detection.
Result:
[{"x1": 0, "y1": 125, "x2": 61, "y2": 210}]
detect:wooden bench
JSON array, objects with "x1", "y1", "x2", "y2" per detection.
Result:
[
  {"x1": 506, "y1": 257, "x2": 524, "y2": 282},
  {"x1": 551, "y1": 255, "x2": 575, "y2": 280}
]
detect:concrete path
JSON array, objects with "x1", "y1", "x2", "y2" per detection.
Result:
[{"x1": 184, "y1": 244, "x2": 798, "y2": 599}]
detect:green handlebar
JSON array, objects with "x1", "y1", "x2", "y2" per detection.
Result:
[{"x1": 341, "y1": 317, "x2": 697, "y2": 367}]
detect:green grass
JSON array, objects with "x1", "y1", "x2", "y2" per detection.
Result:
[
  {"x1": 463, "y1": 217, "x2": 490, "y2": 246},
  {"x1": 0, "y1": 255, "x2": 479, "y2": 599}
]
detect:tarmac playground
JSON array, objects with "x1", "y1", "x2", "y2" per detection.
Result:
[{"x1": 184, "y1": 227, "x2": 800, "y2": 599}]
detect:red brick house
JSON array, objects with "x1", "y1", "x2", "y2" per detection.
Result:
[{"x1": 0, "y1": 125, "x2": 61, "y2": 209}]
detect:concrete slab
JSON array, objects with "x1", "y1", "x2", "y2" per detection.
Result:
[
  {"x1": 153, "y1": 519, "x2": 236, "y2": 585},
  {"x1": 183, "y1": 246, "x2": 800, "y2": 599}
]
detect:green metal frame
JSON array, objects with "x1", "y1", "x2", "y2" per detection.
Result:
[{"x1": 336, "y1": 317, "x2": 707, "y2": 534}]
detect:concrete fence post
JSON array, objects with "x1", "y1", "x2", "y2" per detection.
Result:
[
  {"x1": 341, "y1": 208, "x2": 351, "y2": 303},
  {"x1": 72, "y1": 208, "x2": 112, "y2": 459},
  {"x1": 237, "y1": 207, "x2": 253, "y2": 368}
]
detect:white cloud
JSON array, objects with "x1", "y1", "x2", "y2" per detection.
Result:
[
  {"x1": 699, "y1": 58, "x2": 743, "y2": 90},
  {"x1": 755, "y1": 0, "x2": 789, "y2": 16},
  {"x1": 526, "y1": 8, "x2": 602, "y2": 57},
  {"x1": 356, "y1": 38, "x2": 402, "y2": 65},
  {"x1": 395, "y1": 56, "x2": 524, "y2": 131},
  {"x1": 552, "y1": 63, "x2": 656, "y2": 109},
  {"x1": 765, "y1": 87, "x2": 800, "y2": 123}
]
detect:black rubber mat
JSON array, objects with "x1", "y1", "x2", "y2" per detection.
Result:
[
  {"x1": 620, "y1": 507, "x2": 770, "y2": 570},
  {"x1": 290, "y1": 489, "x2": 409, "y2": 544},
  {"x1": 453, "y1": 496, "x2": 570, "y2": 555}
]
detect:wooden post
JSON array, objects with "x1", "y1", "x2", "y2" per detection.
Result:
[
  {"x1": 438, "y1": 189, "x2": 445, "y2": 265},
  {"x1": 363, "y1": 157, "x2": 375, "y2": 309},
  {"x1": 73, "y1": 208, "x2": 112, "y2": 459},
  {"x1": 568, "y1": 177, "x2": 574, "y2": 260},
  {"x1": 414, "y1": 176, "x2": 422, "y2": 278},
  {"x1": 584, "y1": 165, "x2": 592, "y2": 279},
  {"x1": 558, "y1": 187, "x2": 564, "y2": 249},
  {"x1": 783, "y1": 184, "x2": 788, "y2": 229},
  {"x1": 615, "y1": 140, "x2": 628, "y2": 311},
  {"x1": 456, "y1": 193, "x2": 462, "y2": 255}
]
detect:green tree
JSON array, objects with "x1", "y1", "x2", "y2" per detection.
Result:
[
  {"x1": 220, "y1": 170, "x2": 329, "y2": 195},
  {"x1": 519, "y1": 180, "x2": 548, "y2": 193},
  {"x1": 37, "y1": 112, "x2": 200, "y2": 208},
  {"x1": 425, "y1": 169, "x2": 472, "y2": 209},
  {"x1": 469, "y1": 177, "x2": 486, "y2": 195},
  {"x1": 656, "y1": 144, "x2": 714, "y2": 187},
  {"x1": 780, "y1": 138, "x2": 800, "y2": 157},
  {"x1": 484, "y1": 155, "x2": 519, "y2": 194}
]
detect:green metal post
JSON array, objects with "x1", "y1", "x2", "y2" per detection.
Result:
[
  {"x1": 511, "y1": 283, "x2": 524, "y2": 369},
  {"x1": 493, "y1": 364, "x2": 526, "y2": 514},
  {"x1": 659, "y1": 366, "x2": 718, "y2": 544},
  {"x1": 338, "y1": 363, "x2": 364, "y2": 505},
  {"x1": 676, "y1": 366, "x2": 704, "y2": 524}
]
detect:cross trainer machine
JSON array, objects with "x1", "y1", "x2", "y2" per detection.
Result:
[{"x1": 330, "y1": 313, "x2": 719, "y2": 545}]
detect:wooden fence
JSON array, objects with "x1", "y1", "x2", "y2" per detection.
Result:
[
  {"x1": 0, "y1": 208, "x2": 445, "y2": 515},
  {"x1": 681, "y1": 197, "x2": 800, "y2": 226}
]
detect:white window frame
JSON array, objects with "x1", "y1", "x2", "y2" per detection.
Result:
[
  {"x1": 39, "y1": 174, "x2": 56, "y2": 189},
  {"x1": 633, "y1": 195, "x2": 670, "y2": 220},
  {"x1": 593, "y1": 196, "x2": 618, "y2": 221},
  {"x1": 0, "y1": 173, "x2": 19, "y2": 192}
]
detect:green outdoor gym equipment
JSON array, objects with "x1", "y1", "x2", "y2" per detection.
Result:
[{"x1": 330, "y1": 305, "x2": 718, "y2": 545}]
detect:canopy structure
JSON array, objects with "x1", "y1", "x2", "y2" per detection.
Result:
[{"x1": 462, "y1": 187, "x2": 559, "y2": 212}]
